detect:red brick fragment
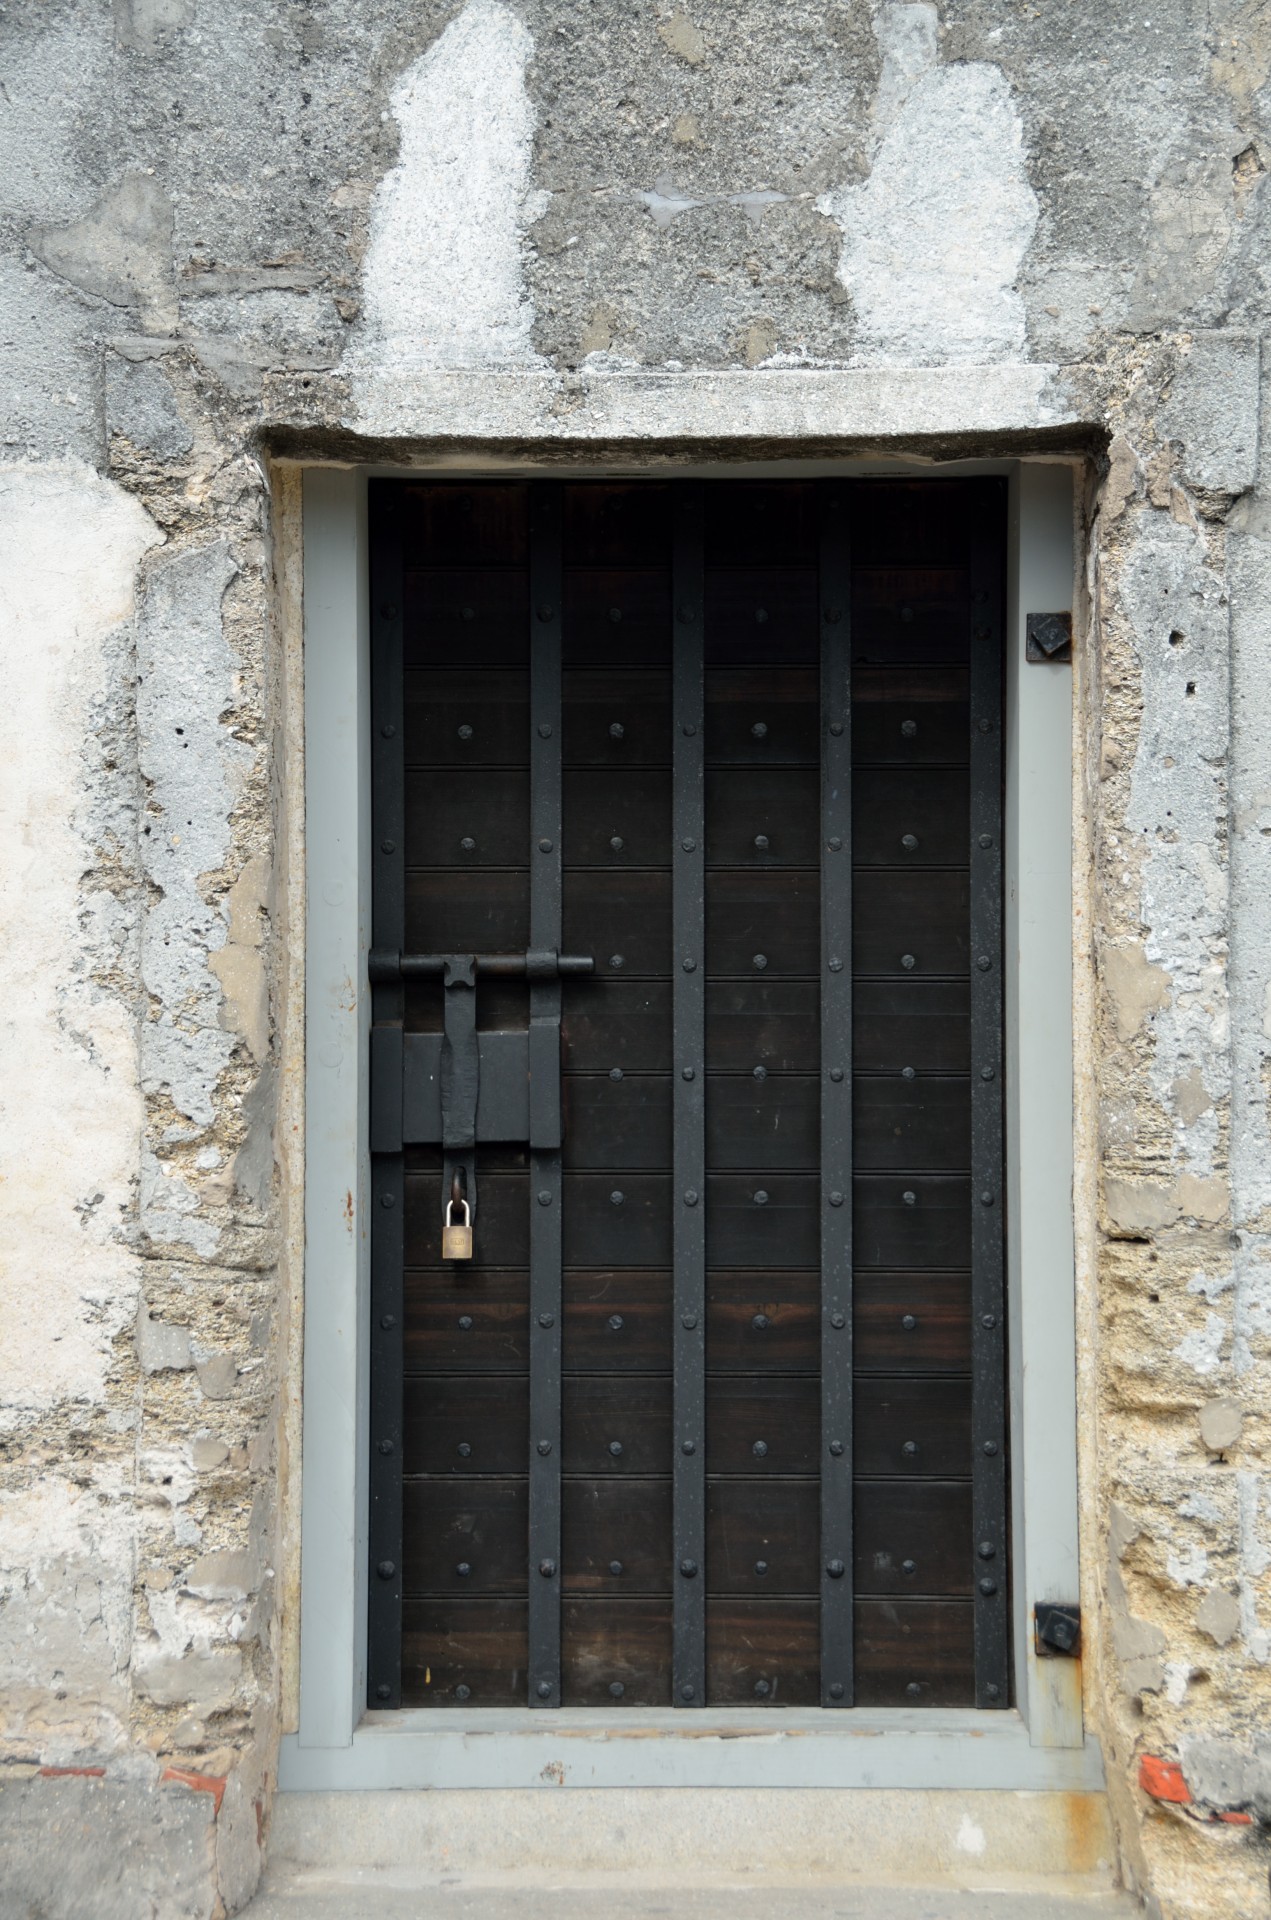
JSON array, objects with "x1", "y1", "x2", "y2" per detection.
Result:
[
  {"x1": 161, "y1": 1766, "x2": 227, "y2": 1815},
  {"x1": 39, "y1": 1766, "x2": 105, "y2": 1779},
  {"x1": 1139, "y1": 1754, "x2": 1191, "y2": 1804},
  {"x1": 1216, "y1": 1810, "x2": 1254, "y2": 1826}
]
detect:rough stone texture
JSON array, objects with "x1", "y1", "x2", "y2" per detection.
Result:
[{"x1": 1, "y1": 2, "x2": 1270, "y2": 1917}]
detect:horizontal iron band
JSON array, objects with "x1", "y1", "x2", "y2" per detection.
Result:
[{"x1": 370, "y1": 948, "x2": 594, "y2": 983}]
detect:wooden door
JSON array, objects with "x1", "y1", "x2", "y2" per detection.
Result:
[{"x1": 366, "y1": 478, "x2": 1008, "y2": 1712}]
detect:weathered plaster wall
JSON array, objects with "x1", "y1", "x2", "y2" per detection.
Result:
[{"x1": 1, "y1": 1, "x2": 1269, "y2": 1915}]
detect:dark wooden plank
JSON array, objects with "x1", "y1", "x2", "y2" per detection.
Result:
[
  {"x1": 705, "y1": 1373, "x2": 820, "y2": 1474},
  {"x1": 706, "y1": 1477, "x2": 819, "y2": 1594},
  {"x1": 851, "y1": 568, "x2": 970, "y2": 664},
  {"x1": 852, "y1": 483, "x2": 972, "y2": 567},
  {"x1": 706, "y1": 1600, "x2": 818, "y2": 1705},
  {"x1": 406, "y1": 975, "x2": 529, "y2": 1036},
  {"x1": 706, "y1": 668, "x2": 819, "y2": 766},
  {"x1": 854, "y1": 1174, "x2": 972, "y2": 1268},
  {"x1": 706, "y1": 1174, "x2": 819, "y2": 1268},
  {"x1": 562, "y1": 1599, "x2": 671, "y2": 1705},
  {"x1": 406, "y1": 869, "x2": 530, "y2": 954},
  {"x1": 852, "y1": 665, "x2": 969, "y2": 767},
  {"x1": 562, "y1": 1075, "x2": 673, "y2": 1171},
  {"x1": 852, "y1": 771, "x2": 970, "y2": 868},
  {"x1": 563, "y1": 670, "x2": 671, "y2": 766},
  {"x1": 406, "y1": 1170, "x2": 530, "y2": 1267},
  {"x1": 705, "y1": 770, "x2": 819, "y2": 867},
  {"x1": 562, "y1": 1479, "x2": 671, "y2": 1593},
  {"x1": 400, "y1": 482, "x2": 529, "y2": 567},
  {"x1": 852, "y1": 979, "x2": 969, "y2": 1072},
  {"x1": 564, "y1": 1270, "x2": 672, "y2": 1371},
  {"x1": 404, "y1": 1378, "x2": 527, "y2": 1477},
  {"x1": 563, "y1": 770, "x2": 672, "y2": 867},
  {"x1": 562, "y1": 1374, "x2": 673, "y2": 1475},
  {"x1": 562, "y1": 982, "x2": 672, "y2": 1071},
  {"x1": 854, "y1": 1599, "x2": 974, "y2": 1707},
  {"x1": 404, "y1": 1268, "x2": 529, "y2": 1372},
  {"x1": 563, "y1": 870, "x2": 671, "y2": 978},
  {"x1": 852, "y1": 872, "x2": 969, "y2": 978},
  {"x1": 706, "y1": 870, "x2": 820, "y2": 977},
  {"x1": 855, "y1": 1480, "x2": 973, "y2": 1595},
  {"x1": 565, "y1": 1176, "x2": 674, "y2": 1268},
  {"x1": 853, "y1": 1075, "x2": 970, "y2": 1171},
  {"x1": 706, "y1": 981, "x2": 819, "y2": 1071},
  {"x1": 703, "y1": 483, "x2": 818, "y2": 568},
  {"x1": 854, "y1": 1272, "x2": 972, "y2": 1372},
  {"x1": 402, "y1": 1599, "x2": 526, "y2": 1706},
  {"x1": 705, "y1": 1074, "x2": 819, "y2": 1169},
  {"x1": 854, "y1": 1376, "x2": 971, "y2": 1477},
  {"x1": 405, "y1": 768, "x2": 529, "y2": 866},
  {"x1": 404, "y1": 569, "x2": 528, "y2": 667},
  {"x1": 404, "y1": 668, "x2": 529, "y2": 767},
  {"x1": 563, "y1": 483, "x2": 672, "y2": 567},
  {"x1": 562, "y1": 572, "x2": 673, "y2": 665},
  {"x1": 704, "y1": 571, "x2": 819, "y2": 666},
  {"x1": 403, "y1": 1269, "x2": 682, "y2": 1373},
  {"x1": 707, "y1": 1270, "x2": 819, "y2": 1372},
  {"x1": 402, "y1": 1478, "x2": 527, "y2": 1593}
]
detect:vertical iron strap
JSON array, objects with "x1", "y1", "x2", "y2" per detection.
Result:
[
  {"x1": 819, "y1": 483, "x2": 854, "y2": 1708},
  {"x1": 671, "y1": 485, "x2": 706, "y2": 1708},
  {"x1": 367, "y1": 480, "x2": 406, "y2": 1709},
  {"x1": 528, "y1": 483, "x2": 564, "y2": 1708},
  {"x1": 968, "y1": 482, "x2": 1009, "y2": 1709}
]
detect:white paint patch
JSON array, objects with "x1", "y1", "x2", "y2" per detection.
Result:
[
  {"x1": 1173, "y1": 1309, "x2": 1228, "y2": 1376},
  {"x1": 0, "y1": 461, "x2": 161, "y2": 1419},
  {"x1": 954, "y1": 1812, "x2": 987, "y2": 1856},
  {"x1": 1163, "y1": 1661, "x2": 1192, "y2": 1704},
  {"x1": 819, "y1": 13, "x2": 1038, "y2": 365},
  {"x1": 352, "y1": 0, "x2": 546, "y2": 406},
  {"x1": 1238, "y1": 1472, "x2": 1271, "y2": 1663},
  {"x1": 1167, "y1": 1544, "x2": 1211, "y2": 1588}
]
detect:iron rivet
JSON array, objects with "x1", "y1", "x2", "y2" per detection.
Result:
[
  {"x1": 455, "y1": 1684, "x2": 471, "y2": 1701},
  {"x1": 537, "y1": 1439, "x2": 552, "y2": 1455},
  {"x1": 754, "y1": 1678, "x2": 771, "y2": 1696},
  {"x1": 753, "y1": 1190, "x2": 768, "y2": 1206},
  {"x1": 903, "y1": 1559, "x2": 917, "y2": 1575},
  {"x1": 611, "y1": 1190, "x2": 624, "y2": 1207},
  {"x1": 538, "y1": 723, "x2": 553, "y2": 738},
  {"x1": 610, "y1": 1562, "x2": 624, "y2": 1577},
  {"x1": 537, "y1": 603, "x2": 554, "y2": 621},
  {"x1": 539, "y1": 1312, "x2": 555, "y2": 1328},
  {"x1": 539, "y1": 838, "x2": 553, "y2": 853},
  {"x1": 824, "y1": 606, "x2": 841, "y2": 623},
  {"x1": 751, "y1": 721, "x2": 768, "y2": 738},
  {"x1": 376, "y1": 1683, "x2": 391, "y2": 1700},
  {"x1": 753, "y1": 954, "x2": 768, "y2": 971},
  {"x1": 828, "y1": 957, "x2": 843, "y2": 973},
  {"x1": 981, "y1": 1313, "x2": 997, "y2": 1329},
  {"x1": 611, "y1": 836, "x2": 625, "y2": 852},
  {"x1": 754, "y1": 835, "x2": 769, "y2": 851},
  {"x1": 981, "y1": 1065, "x2": 995, "y2": 1080},
  {"x1": 681, "y1": 1313, "x2": 698, "y2": 1330},
  {"x1": 902, "y1": 1314, "x2": 917, "y2": 1330},
  {"x1": 381, "y1": 723, "x2": 396, "y2": 738},
  {"x1": 906, "y1": 1682, "x2": 922, "y2": 1697},
  {"x1": 609, "y1": 1314, "x2": 624, "y2": 1331},
  {"x1": 975, "y1": 590, "x2": 988, "y2": 604},
  {"x1": 458, "y1": 1314, "x2": 473, "y2": 1330},
  {"x1": 457, "y1": 1442, "x2": 472, "y2": 1458},
  {"x1": 680, "y1": 1559, "x2": 698, "y2": 1577},
  {"x1": 983, "y1": 1440, "x2": 999, "y2": 1456},
  {"x1": 380, "y1": 1315, "x2": 397, "y2": 1330},
  {"x1": 978, "y1": 1541, "x2": 996, "y2": 1559},
  {"x1": 901, "y1": 953, "x2": 916, "y2": 970},
  {"x1": 902, "y1": 1190, "x2": 916, "y2": 1206},
  {"x1": 378, "y1": 1438, "x2": 394, "y2": 1456},
  {"x1": 539, "y1": 1559, "x2": 557, "y2": 1578},
  {"x1": 830, "y1": 1311, "x2": 845, "y2": 1329},
  {"x1": 986, "y1": 1682, "x2": 1001, "y2": 1700},
  {"x1": 538, "y1": 1190, "x2": 553, "y2": 1206},
  {"x1": 830, "y1": 1067, "x2": 844, "y2": 1082},
  {"x1": 456, "y1": 1563, "x2": 470, "y2": 1578},
  {"x1": 902, "y1": 1065, "x2": 916, "y2": 1080},
  {"x1": 902, "y1": 1441, "x2": 918, "y2": 1456},
  {"x1": 609, "y1": 607, "x2": 622, "y2": 623},
  {"x1": 979, "y1": 834, "x2": 993, "y2": 849},
  {"x1": 977, "y1": 955, "x2": 992, "y2": 971},
  {"x1": 380, "y1": 1192, "x2": 396, "y2": 1209},
  {"x1": 979, "y1": 1578, "x2": 998, "y2": 1596},
  {"x1": 829, "y1": 1682, "x2": 845, "y2": 1700},
  {"x1": 829, "y1": 721, "x2": 844, "y2": 736},
  {"x1": 755, "y1": 608, "x2": 769, "y2": 625},
  {"x1": 610, "y1": 1067, "x2": 623, "y2": 1081},
  {"x1": 900, "y1": 606, "x2": 914, "y2": 623},
  {"x1": 610, "y1": 1681, "x2": 625, "y2": 1698},
  {"x1": 682, "y1": 722, "x2": 697, "y2": 736},
  {"x1": 975, "y1": 626, "x2": 989, "y2": 640},
  {"x1": 609, "y1": 1440, "x2": 623, "y2": 1457},
  {"x1": 682, "y1": 1067, "x2": 696, "y2": 1080},
  {"x1": 753, "y1": 1313, "x2": 769, "y2": 1329},
  {"x1": 677, "y1": 605, "x2": 696, "y2": 625},
  {"x1": 681, "y1": 1685, "x2": 695, "y2": 1700},
  {"x1": 610, "y1": 722, "x2": 625, "y2": 739},
  {"x1": 901, "y1": 719, "x2": 917, "y2": 737},
  {"x1": 381, "y1": 603, "x2": 397, "y2": 618},
  {"x1": 461, "y1": 606, "x2": 475, "y2": 622},
  {"x1": 755, "y1": 1560, "x2": 769, "y2": 1575},
  {"x1": 827, "y1": 836, "x2": 842, "y2": 851},
  {"x1": 752, "y1": 1440, "x2": 768, "y2": 1457},
  {"x1": 827, "y1": 1559, "x2": 845, "y2": 1578},
  {"x1": 682, "y1": 1440, "x2": 696, "y2": 1454},
  {"x1": 683, "y1": 957, "x2": 697, "y2": 972},
  {"x1": 538, "y1": 1681, "x2": 553, "y2": 1699},
  {"x1": 684, "y1": 1190, "x2": 699, "y2": 1207},
  {"x1": 458, "y1": 724, "x2": 474, "y2": 740},
  {"x1": 901, "y1": 833, "x2": 919, "y2": 851},
  {"x1": 460, "y1": 836, "x2": 476, "y2": 852},
  {"x1": 753, "y1": 1064, "x2": 767, "y2": 1080},
  {"x1": 829, "y1": 1191, "x2": 843, "y2": 1207},
  {"x1": 829, "y1": 1439, "x2": 844, "y2": 1457},
  {"x1": 610, "y1": 954, "x2": 625, "y2": 969},
  {"x1": 682, "y1": 836, "x2": 697, "y2": 851},
  {"x1": 979, "y1": 718, "x2": 992, "y2": 733},
  {"x1": 980, "y1": 1191, "x2": 995, "y2": 1206},
  {"x1": 381, "y1": 838, "x2": 396, "y2": 854}
]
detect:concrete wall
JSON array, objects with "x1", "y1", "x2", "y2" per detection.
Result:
[{"x1": 0, "y1": 2, "x2": 1268, "y2": 1915}]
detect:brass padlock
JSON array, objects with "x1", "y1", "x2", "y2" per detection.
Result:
[{"x1": 442, "y1": 1196, "x2": 473, "y2": 1261}]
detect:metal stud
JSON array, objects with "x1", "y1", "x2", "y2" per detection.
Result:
[
  {"x1": 978, "y1": 1541, "x2": 996, "y2": 1560},
  {"x1": 902, "y1": 1559, "x2": 917, "y2": 1575},
  {"x1": 610, "y1": 1067, "x2": 623, "y2": 1081},
  {"x1": 682, "y1": 837, "x2": 697, "y2": 851},
  {"x1": 827, "y1": 1559, "x2": 845, "y2": 1578},
  {"x1": 455, "y1": 1684, "x2": 471, "y2": 1701},
  {"x1": 679, "y1": 1559, "x2": 698, "y2": 1577},
  {"x1": 378, "y1": 1439, "x2": 394, "y2": 1456},
  {"x1": 381, "y1": 723, "x2": 396, "y2": 738},
  {"x1": 983, "y1": 1440, "x2": 999, "y2": 1456},
  {"x1": 906, "y1": 1681, "x2": 922, "y2": 1697},
  {"x1": 380, "y1": 1314, "x2": 397, "y2": 1329},
  {"x1": 829, "y1": 1191, "x2": 843, "y2": 1207},
  {"x1": 986, "y1": 1682, "x2": 1001, "y2": 1700},
  {"x1": 611, "y1": 836, "x2": 625, "y2": 852},
  {"x1": 457, "y1": 1442, "x2": 472, "y2": 1458},
  {"x1": 753, "y1": 954, "x2": 768, "y2": 971},
  {"x1": 829, "y1": 1067, "x2": 844, "y2": 1082},
  {"x1": 830, "y1": 1311, "x2": 845, "y2": 1329},
  {"x1": 539, "y1": 1559, "x2": 557, "y2": 1578},
  {"x1": 456, "y1": 1562, "x2": 470, "y2": 1578},
  {"x1": 458, "y1": 724, "x2": 473, "y2": 740},
  {"x1": 754, "y1": 835, "x2": 769, "y2": 851},
  {"x1": 537, "y1": 1681, "x2": 553, "y2": 1699},
  {"x1": 683, "y1": 957, "x2": 697, "y2": 972},
  {"x1": 977, "y1": 955, "x2": 992, "y2": 971},
  {"x1": 538, "y1": 1190, "x2": 553, "y2": 1206},
  {"x1": 829, "y1": 1439, "x2": 844, "y2": 1457},
  {"x1": 609, "y1": 607, "x2": 623, "y2": 623},
  {"x1": 753, "y1": 1064, "x2": 767, "y2": 1080},
  {"x1": 381, "y1": 603, "x2": 397, "y2": 619},
  {"x1": 753, "y1": 1190, "x2": 768, "y2": 1206},
  {"x1": 981, "y1": 1313, "x2": 997, "y2": 1329},
  {"x1": 829, "y1": 1682, "x2": 845, "y2": 1700},
  {"x1": 460, "y1": 837, "x2": 475, "y2": 852},
  {"x1": 681, "y1": 1685, "x2": 696, "y2": 1700},
  {"x1": 752, "y1": 1440, "x2": 768, "y2": 1457},
  {"x1": 376, "y1": 1683, "x2": 391, "y2": 1700},
  {"x1": 828, "y1": 957, "x2": 843, "y2": 973},
  {"x1": 539, "y1": 1312, "x2": 555, "y2": 1329},
  {"x1": 610, "y1": 1681, "x2": 625, "y2": 1698},
  {"x1": 610, "y1": 722, "x2": 625, "y2": 739},
  {"x1": 902, "y1": 1190, "x2": 916, "y2": 1206},
  {"x1": 901, "y1": 1065, "x2": 915, "y2": 1080},
  {"x1": 539, "y1": 838, "x2": 553, "y2": 853},
  {"x1": 902, "y1": 1314, "x2": 917, "y2": 1331},
  {"x1": 537, "y1": 604, "x2": 554, "y2": 622},
  {"x1": 901, "y1": 719, "x2": 917, "y2": 737},
  {"x1": 610, "y1": 1190, "x2": 624, "y2": 1207},
  {"x1": 751, "y1": 722, "x2": 768, "y2": 738},
  {"x1": 827, "y1": 836, "x2": 842, "y2": 851},
  {"x1": 682, "y1": 722, "x2": 697, "y2": 736},
  {"x1": 979, "y1": 1578, "x2": 998, "y2": 1596},
  {"x1": 684, "y1": 1189, "x2": 698, "y2": 1207},
  {"x1": 824, "y1": 606, "x2": 842, "y2": 624},
  {"x1": 381, "y1": 838, "x2": 396, "y2": 854},
  {"x1": 901, "y1": 833, "x2": 919, "y2": 851},
  {"x1": 681, "y1": 1313, "x2": 698, "y2": 1330},
  {"x1": 537, "y1": 1439, "x2": 552, "y2": 1456},
  {"x1": 538, "y1": 722, "x2": 553, "y2": 738},
  {"x1": 609, "y1": 1440, "x2": 623, "y2": 1457},
  {"x1": 901, "y1": 953, "x2": 916, "y2": 970},
  {"x1": 755, "y1": 608, "x2": 769, "y2": 625},
  {"x1": 610, "y1": 954, "x2": 625, "y2": 969},
  {"x1": 682, "y1": 1440, "x2": 696, "y2": 1454},
  {"x1": 981, "y1": 1065, "x2": 995, "y2": 1080},
  {"x1": 829, "y1": 721, "x2": 843, "y2": 736},
  {"x1": 380, "y1": 1192, "x2": 396, "y2": 1210},
  {"x1": 752, "y1": 1313, "x2": 770, "y2": 1330},
  {"x1": 609, "y1": 1314, "x2": 624, "y2": 1331},
  {"x1": 461, "y1": 605, "x2": 475, "y2": 622},
  {"x1": 682, "y1": 1066, "x2": 696, "y2": 1081},
  {"x1": 755, "y1": 1560, "x2": 769, "y2": 1576},
  {"x1": 754, "y1": 1678, "x2": 771, "y2": 1696},
  {"x1": 980, "y1": 1191, "x2": 995, "y2": 1206},
  {"x1": 902, "y1": 1441, "x2": 917, "y2": 1457},
  {"x1": 609, "y1": 1560, "x2": 623, "y2": 1575},
  {"x1": 458, "y1": 1314, "x2": 473, "y2": 1330},
  {"x1": 979, "y1": 833, "x2": 993, "y2": 849}
]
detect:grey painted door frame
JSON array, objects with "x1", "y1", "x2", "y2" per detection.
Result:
[{"x1": 282, "y1": 451, "x2": 1096, "y2": 1792}]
